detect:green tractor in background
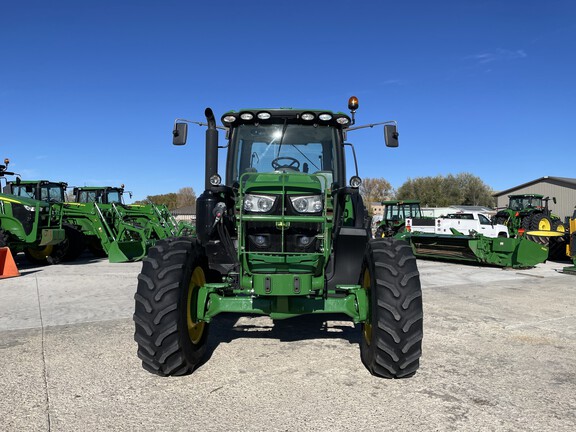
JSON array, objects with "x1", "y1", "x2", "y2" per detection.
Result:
[
  {"x1": 73, "y1": 185, "x2": 194, "y2": 236},
  {"x1": 62, "y1": 185, "x2": 165, "y2": 262},
  {"x1": 70, "y1": 185, "x2": 194, "y2": 258},
  {"x1": 133, "y1": 97, "x2": 423, "y2": 378},
  {"x1": 0, "y1": 160, "x2": 68, "y2": 264},
  {"x1": 494, "y1": 194, "x2": 565, "y2": 254},
  {"x1": 374, "y1": 199, "x2": 423, "y2": 238}
]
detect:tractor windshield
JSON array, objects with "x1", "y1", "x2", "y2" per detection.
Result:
[
  {"x1": 509, "y1": 196, "x2": 542, "y2": 211},
  {"x1": 12, "y1": 183, "x2": 65, "y2": 202},
  {"x1": 385, "y1": 203, "x2": 422, "y2": 221},
  {"x1": 230, "y1": 124, "x2": 338, "y2": 184},
  {"x1": 107, "y1": 190, "x2": 123, "y2": 204},
  {"x1": 40, "y1": 184, "x2": 65, "y2": 202}
]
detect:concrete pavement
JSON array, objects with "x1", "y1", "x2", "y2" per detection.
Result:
[{"x1": 1, "y1": 253, "x2": 575, "y2": 431}]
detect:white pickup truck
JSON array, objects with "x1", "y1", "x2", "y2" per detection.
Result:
[{"x1": 406, "y1": 211, "x2": 509, "y2": 238}]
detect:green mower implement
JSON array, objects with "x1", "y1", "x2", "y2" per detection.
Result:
[
  {"x1": 133, "y1": 97, "x2": 424, "y2": 378},
  {"x1": 398, "y1": 230, "x2": 549, "y2": 269}
]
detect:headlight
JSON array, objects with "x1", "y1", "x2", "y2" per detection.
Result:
[
  {"x1": 290, "y1": 195, "x2": 323, "y2": 213},
  {"x1": 244, "y1": 194, "x2": 277, "y2": 213},
  {"x1": 24, "y1": 205, "x2": 36, "y2": 212}
]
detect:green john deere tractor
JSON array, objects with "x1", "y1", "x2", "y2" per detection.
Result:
[
  {"x1": 0, "y1": 160, "x2": 67, "y2": 264},
  {"x1": 68, "y1": 185, "x2": 194, "y2": 261},
  {"x1": 374, "y1": 199, "x2": 423, "y2": 238},
  {"x1": 62, "y1": 185, "x2": 156, "y2": 262},
  {"x1": 494, "y1": 193, "x2": 565, "y2": 250},
  {"x1": 133, "y1": 97, "x2": 423, "y2": 378}
]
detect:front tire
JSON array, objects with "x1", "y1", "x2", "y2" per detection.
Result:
[
  {"x1": 133, "y1": 237, "x2": 209, "y2": 376},
  {"x1": 360, "y1": 238, "x2": 423, "y2": 378}
]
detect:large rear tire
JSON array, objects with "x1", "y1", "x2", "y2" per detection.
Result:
[
  {"x1": 133, "y1": 237, "x2": 209, "y2": 376},
  {"x1": 529, "y1": 213, "x2": 552, "y2": 231},
  {"x1": 24, "y1": 245, "x2": 56, "y2": 265},
  {"x1": 360, "y1": 238, "x2": 423, "y2": 378},
  {"x1": 522, "y1": 214, "x2": 550, "y2": 245}
]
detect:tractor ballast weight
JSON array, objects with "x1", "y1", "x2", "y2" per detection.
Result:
[{"x1": 134, "y1": 98, "x2": 423, "y2": 378}]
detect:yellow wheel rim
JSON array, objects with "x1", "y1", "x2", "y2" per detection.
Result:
[
  {"x1": 27, "y1": 245, "x2": 53, "y2": 260},
  {"x1": 186, "y1": 266, "x2": 206, "y2": 344},
  {"x1": 555, "y1": 223, "x2": 565, "y2": 233},
  {"x1": 361, "y1": 268, "x2": 372, "y2": 345},
  {"x1": 538, "y1": 218, "x2": 551, "y2": 231}
]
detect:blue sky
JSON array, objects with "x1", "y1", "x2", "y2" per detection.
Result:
[{"x1": 1, "y1": 0, "x2": 575, "y2": 203}]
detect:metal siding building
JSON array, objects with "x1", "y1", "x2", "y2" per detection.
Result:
[{"x1": 494, "y1": 177, "x2": 576, "y2": 220}]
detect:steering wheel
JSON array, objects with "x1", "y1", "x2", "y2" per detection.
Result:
[{"x1": 271, "y1": 157, "x2": 300, "y2": 171}]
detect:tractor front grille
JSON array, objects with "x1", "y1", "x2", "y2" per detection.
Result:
[{"x1": 245, "y1": 221, "x2": 321, "y2": 253}]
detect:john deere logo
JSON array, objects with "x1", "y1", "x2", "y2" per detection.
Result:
[{"x1": 276, "y1": 221, "x2": 290, "y2": 230}]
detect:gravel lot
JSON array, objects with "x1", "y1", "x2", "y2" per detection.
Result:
[{"x1": 1, "y1": 252, "x2": 575, "y2": 432}]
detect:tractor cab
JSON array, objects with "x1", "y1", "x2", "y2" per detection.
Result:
[
  {"x1": 9, "y1": 180, "x2": 67, "y2": 203},
  {"x1": 225, "y1": 111, "x2": 346, "y2": 189},
  {"x1": 508, "y1": 194, "x2": 545, "y2": 211},
  {"x1": 72, "y1": 186, "x2": 126, "y2": 204},
  {"x1": 375, "y1": 200, "x2": 424, "y2": 238},
  {"x1": 172, "y1": 98, "x2": 399, "y2": 281}
]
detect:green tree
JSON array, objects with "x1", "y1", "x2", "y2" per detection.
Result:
[
  {"x1": 396, "y1": 173, "x2": 494, "y2": 207},
  {"x1": 359, "y1": 177, "x2": 395, "y2": 204},
  {"x1": 176, "y1": 187, "x2": 196, "y2": 208},
  {"x1": 456, "y1": 173, "x2": 495, "y2": 206},
  {"x1": 134, "y1": 186, "x2": 198, "y2": 210}
]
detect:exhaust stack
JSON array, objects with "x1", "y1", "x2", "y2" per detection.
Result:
[{"x1": 204, "y1": 108, "x2": 218, "y2": 190}]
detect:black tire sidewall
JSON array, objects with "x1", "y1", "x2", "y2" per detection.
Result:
[
  {"x1": 134, "y1": 237, "x2": 209, "y2": 376},
  {"x1": 360, "y1": 238, "x2": 423, "y2": 378}
]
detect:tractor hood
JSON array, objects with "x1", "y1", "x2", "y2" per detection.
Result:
[
  {"x1": 0, "y1": 192, "x2": 47, "y2": 209},
  {"x1": 241, "y1": 171, "x2": 326, "y2": 195}
]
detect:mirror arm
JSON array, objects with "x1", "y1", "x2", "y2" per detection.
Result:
[
  {"x1": 174, "y1": 118, "x2": 227, "y2": 131},
  {"x1": 347, "y1": 120, "x2": 397, "y2": 131}
]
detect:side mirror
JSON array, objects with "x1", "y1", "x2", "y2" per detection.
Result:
[
  {"x1": 384, "y1": 124, "x2": 399, "y2": 147},
  {"x1": 173, "y1": 123, "x2": 188, "y2": 145},
  {"x1": 553, "y1": 197, "x2": 557, "y2": 204}
]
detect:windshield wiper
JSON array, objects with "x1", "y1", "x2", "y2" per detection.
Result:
[
  {"x1": 276, "y1": 119, "x2": 288, "y2": 157},
  {"x1": 288, "y1": 144, "x2": 320, "y2": 171}
]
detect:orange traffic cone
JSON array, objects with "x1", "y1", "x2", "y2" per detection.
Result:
[{"x1": 0, "y1": 247, "x2": 20, "y2": 279}]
